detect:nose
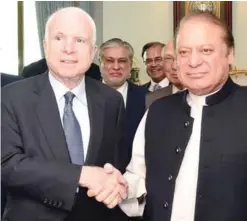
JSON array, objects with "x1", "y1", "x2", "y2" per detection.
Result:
[
  {"x1": 188, "y1": 51, "x2": 202, "y2": 68},
  {"x1": 63, "y1": 39, "x2": 76, "y2": 54},
  {"x1": 150, "y1": 60, "x2": 157, "y2": 67},
  {"x1": 113, "y1": 60, "x2": 120, "y2": 70},
  {"x1": 171, "y1": 59, "x2": 177, "y2": 71}
]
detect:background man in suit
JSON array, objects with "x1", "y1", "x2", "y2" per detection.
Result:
[
  {"x1": 1, "y1": 73, "x2": 23, "y2": 217},
  {"x1": 90, "y1": 12, "x2": 247, "y2": 221},
  {"x1": 146, "y1": 40, "x2": 185, "y2": 108},
  {"x1": 141, "y1": 42, "x2": 169, "y2": 92},
  {"x1": 1, "y1": 73, "x2": 23, "y2": 87},
  {"x1": 21, "y1": 58, "x2": 102, "y2": 81},
  {"x1": 99, "y1": 38, "x2": 145, "y2": 221},
  {"x1": 1, "y1": 7, "x2": 127, "y2": 221},
  {"x1": 99, "y1": 38, "x2": 147, "y2": 173}
]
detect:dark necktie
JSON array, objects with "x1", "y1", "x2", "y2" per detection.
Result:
[{"x1": 63, "y1": 92, "x2": 84, "y2": 165}]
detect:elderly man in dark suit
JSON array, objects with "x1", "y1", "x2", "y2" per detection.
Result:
[
  {"x1": 89, "y1": 12, "x2": 247, "y2": 221},
  {"x1": 146, "y1": 40, "x2": 185, "y2": 108},
  {"x1": 1, "y1": 7, "x2": 128, "y2": 221}
]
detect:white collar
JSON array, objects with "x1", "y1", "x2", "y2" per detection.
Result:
[
  {"x1": 150, "y1": 78, "x2": 170, "y2": 88},
  {"x1": 116, "y1": 81, "x2": 128, "y2": 94},
  {"x1": 48, "y1": 72, "x2": 87, "y2": 105}
]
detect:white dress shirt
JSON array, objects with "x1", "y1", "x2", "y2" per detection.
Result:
[
  {"x1": 120, "y1": 91, "x2": 210, "y2": 220},
  {"x1": 102, "y1": 80, "x2": 128, "y2": 107},
  {"x1": 49, "y1": 73, "x2": 90, "y2": 160},
  {"x1": 116, "y1": 81, "x2": 128, "y2": 107},
  {"x1": 149, "y1": 78, "x2": 170, "y2": 92}
]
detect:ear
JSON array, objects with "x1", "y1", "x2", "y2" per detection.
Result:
[
  {"x1": 43, "y1": 40, "x2": 47, "y2": 58},
  {"x1": 91, "y1": 45, "x2": 98, "y2": 61},
  {"x1": 227, "y1": 47, "x2": 234, "y2": 65},
  {"x1": 130, "y1": 59, "x2": 133, "y2": 68}
]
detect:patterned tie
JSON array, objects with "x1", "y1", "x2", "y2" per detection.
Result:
[
  {"x1": 153, "y1": 84, "x2": 162, "y2": 91},
  {"x1": 63, "y1": 92, "x2": 84, "y2": 165}
]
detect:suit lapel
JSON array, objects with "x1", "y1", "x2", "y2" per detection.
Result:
[
  {"x1": 126, "y1": 82, "x2": 132, "y2": 115},
  {"x1": 166, "y1": 84, "x2": 173, "y2": 95},
  {"x1": 35, "y1": 73, "x2": 70, "y2": 162},
  {"x1": 84, "y1": 77, "x2": 105, "y2": 164}
]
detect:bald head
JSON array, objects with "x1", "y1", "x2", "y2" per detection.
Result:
[{"x1": 44, "y1": 7, "x2": 96, "y2": 45}]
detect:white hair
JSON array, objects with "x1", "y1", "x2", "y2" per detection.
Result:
[{"x1": 44, "y1": 7, "x2": 97, "y2": 45}]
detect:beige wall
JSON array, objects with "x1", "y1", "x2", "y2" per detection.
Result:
[
  {"x1": 102, "y1": 1, "x2": 173, "y2": 83},
  {"x1": 101, "y1": 1, "x2": 247, "y2": 84},
  {"x1": 232, "y1": 1, "x2": 247, "y2": 70}
]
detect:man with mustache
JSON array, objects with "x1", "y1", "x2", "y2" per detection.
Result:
[{"x1": 141, "y1": 42, "x2": 169, "y2": 92}]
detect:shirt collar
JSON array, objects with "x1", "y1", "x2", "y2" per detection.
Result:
[
  {"x1": 150, "y1": 78, "x2": 170, "y2": 88},
  {"x1": 116, "y1": 81, "x2": 128, "y2": 94},
  {"x1": 48, "y1": 72, "x2": 87, "y2": 105}
]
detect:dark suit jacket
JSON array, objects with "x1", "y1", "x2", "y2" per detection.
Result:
[
  {"x1": 112, "y1": 82, "x2": 147, "y2": 221},
  {"x1": 123, "y1": 81, "x2": 147, "y2": 171},
  {"x1": 145, "y1": 84, "x2": 173, "y2": 109},
  {"x1": 141, "y1": 81, "x2": 151, "y2": 92},
  {"x1": 1, "y1": 73, "x2": 23, "y2": 87},
  {"x1": 144, "y1": 78, "x2": 247, "y2": 221},
  {"x1": 1, "y1": 73, "x2": 125, "y2": 221},
  {"x1": 1, "y1": 73, "x2": 23, "y2": 217},
  {"x1": 21, "y1": 58, "x2": 102, "y2": 81}
]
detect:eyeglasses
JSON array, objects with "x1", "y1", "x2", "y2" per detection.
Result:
[{"x1": 144, "y1": 57, "x2": 164, "y2": 66}]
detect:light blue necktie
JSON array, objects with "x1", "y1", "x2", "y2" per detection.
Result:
[
  {"x1": 153, "y1": 84, "x2": 162, "y2": 91},
  {"x1": 63, "y1": 92, "x2": 84, "y2": 165}
]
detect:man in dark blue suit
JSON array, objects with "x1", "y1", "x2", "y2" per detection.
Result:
[
  {"x1": 1, "y1": 73, "x2": 23, "y2": 87},
  {"x1": 98, "y1": 38, "x2": 146, "y2": 221},
  {"x1": 1, "y1": 72, "x2": 23, "y2": 216}
]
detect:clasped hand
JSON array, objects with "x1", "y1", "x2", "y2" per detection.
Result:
[{"x1": 79, "y1": 164, "x2": 128, "y2": 208}]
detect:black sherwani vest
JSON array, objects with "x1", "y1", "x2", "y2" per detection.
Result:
[{"x1": 144, "y1": 78, "x2": 247, "y2": 221}]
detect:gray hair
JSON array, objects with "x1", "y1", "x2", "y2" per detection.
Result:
[
  {"x1": 98, "y1": 38, "x2": 134, "y2": 62},
  {"x1": 44, "y1": 7, "x2": 97, "y2": 45}
]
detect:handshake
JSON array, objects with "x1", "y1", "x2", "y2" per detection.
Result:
[{"x1": 79, "y1": 163, "x2": 128, "y2": 209}]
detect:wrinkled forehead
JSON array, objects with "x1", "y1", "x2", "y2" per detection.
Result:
[
  {"x1": 48, "y1": 11, "x2": 93, "y2": 38},
  {"x1": 176, "y1": 18, "x2": 225, "y2": 48}
]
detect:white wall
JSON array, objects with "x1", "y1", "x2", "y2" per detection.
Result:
[{"x1": 101, "y1": 1, "x2": 247, "y2": 84}]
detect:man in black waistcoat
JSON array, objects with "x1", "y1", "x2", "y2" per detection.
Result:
[{"x1": 88, "y1": 11, "x2": 247, "y2": 221}]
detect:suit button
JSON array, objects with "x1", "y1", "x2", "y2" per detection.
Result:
[
  {"x1": 44, "y1": 198, "x2": 48, "y2": 204},
  {"x1": 53, "y1": 201, "x2": 58, "y2": 207},
  {"x1": 57, "y1": 201, "x2": 63, "y2": 208},
  {"x1": 184, "y1": 121, "x2": 190, "y2": 127},
  {"x1": 48, "y1": 200, "x2": 53, "y2": 205},
  {"x1": 168, "y1": 175, "x2": 173, "y2": 181},
  {"x1": 163, "y1": 201, "x2": 169, "y2": 208},
  {"x1": 198, "y1": 194, "x2": 204, "y2": 199},
  {"x1": 175, "y1": 146, "x2": 182, "y2": 153}
]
